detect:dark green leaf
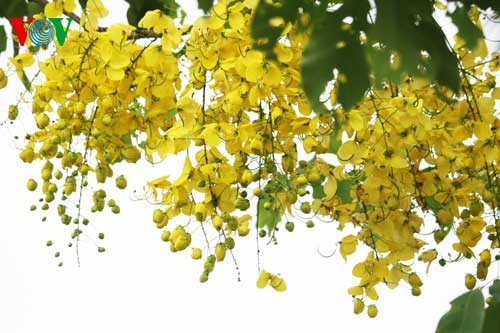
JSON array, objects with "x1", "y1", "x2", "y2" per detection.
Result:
[
  {"x1": 0, "y1": 26, "x2": 6, "y2": 54},
  {"x1": 346, "y1": 169, "x2": 366, "y2": 182},
  {"x1": 120, "y1": 134, "x2": 132, "y2": 145},
  {"x1": 78, "y1": 0, "x2": 88, "y2": 10},
  {"x1": 482, "y1": 303, "x2": 500, "y2": 333},
  {"x1": 28, "y1": 45, "x2": 40, "y2": 54},
  {"x1": 329, "y1": 134, "x2": 342, "y2": 154},
  {"x1": 489, "y1": 279, "x2": 500, "y2": 304},
  {"x1": 334, "y1": 170, "x2": 365, "y2": 204},
  {"x1": 336, "y1": 178, "x2": 354, "y2": 204},
  {"x1": 328, "y1": 117, "x2": 343, "y2": 154},
  {"x1": 12, "y1": 36, "x2": 31, "y2": 91},
  {"x1": 21, "y1": 70, "x2": 31, "y2": 90},
  {"x1": 449, "y1": 6, "x2": 483, "y2": 50},
  {"x1": 0, "y1": 0, "x2": 28, "y2": 18},
  {"x1": 165, "y1": 108, "x2": 178, "y2": 120},
  {"x1": 251, "y1": 0, "x2": 301, "y2": 60},
  {"x1": 423, "y1": 196, "x2": 442, "y2": 215},
  {"x1": 257, "y1": 196, "x2": 280, "y2": 233},
  {"x1": 312, "y1": 182, "x2": 326, "y2": 199},
  {"x1": 123, "y1": 0, "x2": 181, "y2": 26},
  {"x1": 27, "y1": 2, "x2": 43, "y2": 17},
  {"x1": 302, "y1": 10, "x2": 370, "y2": 112},
  {"x1": 479, "y1": 172, "x2": 500, "y2": 203},
  {"x1": 369, "y1": 0, "x2": 460, "y2": 93},
  {"x1": 436, "y1": 289, "x2": 485, "y2": 333},
  {"x1": 197, "y1": 0, "x2": 213, "y2": 13},
  {"x1": 340, "y1": 0, "x2": 371, "y2": 31}
]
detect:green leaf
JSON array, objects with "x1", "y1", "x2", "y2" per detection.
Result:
[
  {"x1": 0, "y1": 26, "x2": 6, "y2": 54},
  {"x1": 251, "y1": 0, "x2": 301, "y2": 60},
  {"x1": 0, "y1": 0, "x2": 28, "y2": 18},
  {"x1": 124, "y1": 0, "x2": 181, "y2": 26},
  {"x1": 423, "y1": 196, "x2": 442, "y2": 215},
  {"x1": 436, "y1": 289, "x2": 485, "y2": 333},
  {"x1": 312, "y1": 181, "x2": 326, "y2": 199},
  {"x1": 334, "y1": 170, "x2": 365, "y2": 204},
  {"x1": 479, "y1": 172, "x2": 500, "y2": 203},
  {"x1": 27, "y1": 2, "x2": 44, "y2": 17},
  {"x1": 165, "y1": 108, "x2": 178, "y2": 120},
  {"x1": 368, "y1": 0, "x2": 460, "y2": 94},
  {"x1": 328, "y1": 117, "x2": 343, "y2": 154},
  {"x1": 302, "y1": 10, "x2": 370, "y2": 112},
  {"x1": 257, "y1": 196, "x2": 280, "y2": 233},
  {"x1": 12, "y1": 36, "x2": 31, "y2": 91},
  {"x1": 336, "y1": 178, "x2": 354, "y2": 204},
  {"x1": 120, "y1": 134, "x2": 133, "y2": 145},
  {"x1": 449, "y1": 6, "x2": 483, "y2": 50},
  {"x1": 489, "y1": 280, "x2": 500, "y2": 304},
  {"x1": 329, "y1": 134, "x2": 342, "y2": 154},
  {"x1": 197, "y1": 0, "x2": 213, "y2": 13},
  {"x1": 482, "y1": 303, "x2": 500, "y2": 333},
  {"x1": 78, "y1": 0, "x2": 88, "y2": 9}
]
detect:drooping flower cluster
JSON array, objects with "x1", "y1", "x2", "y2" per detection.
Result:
[{"x1": 2, "y1": 0, "x2": 500, "y2": 317}]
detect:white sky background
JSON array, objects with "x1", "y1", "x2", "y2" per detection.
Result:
[{"x1": 0, "y1": 1, "x2": 499, "y2": 333}]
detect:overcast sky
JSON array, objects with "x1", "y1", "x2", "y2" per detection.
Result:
[{"x1": 0, "y1": 1, "x2": 499, "y2": 333}]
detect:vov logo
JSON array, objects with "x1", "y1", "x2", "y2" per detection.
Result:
[{"x1": 8, "y1": 17, "x2": 73, "y2": 47}]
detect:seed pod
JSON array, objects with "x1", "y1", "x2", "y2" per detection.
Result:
[
  {"x1": 191, "y1": 247, "x2": 202, "y2": 260},
  {"x1": 411, "y1": 286, "x2": 421, "y2": 296},
  {"x1": 300, "y1": 202, "x2": 311, "y2": 214},
  {"x1": 153, "y1": 209, "x2": 165, "y2": 224},
  {"x1": 174, "y1": 234, "x2": 191, "y2": 251},
  {"x1": 408, "y1": 273, "x2": 423, "y2": 288},
  {"x1": 353, "y1": 299, "x2": 364, "y2": 315},
  {"x1": 8, "y1": 105, "x2": 18, "y2": 120},
  {"x1": 26, "y1": 179, "x2": 38, "y2": 191},
  {"x1": 256, "y1": 270, "x2": 271, "y2": 288},
  {"x1": 465, "y1": 273, "x2": 476, "y2": 290},
  {"x1": 367, "y1": 304, "x2": 378, "y2": 318},
  {"x1": 215, "y1": 243, "x2": 226, "y2": 262},
  {"x1": 160, "y1": 231, "x2": 170, "y2": 242},
  {"x1": 115, "y1": 175, "x2": 127, "y2": 189},
  {"x1": 270, "y1": 275, "x2": 287, "y2": 292}
]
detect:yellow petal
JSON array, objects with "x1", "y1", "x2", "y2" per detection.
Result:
[
  {"x1": 352, "y1": 263, "x2": 366, "y2": 277},
  {"x1": 229, "y1": 11, "x2": 245, "y2": 30},
  {"x1": 106, "y1": 68, "x2": 124, "y2": 81},
  {"x1": 452, "y1": 125, "x2": 471, "y2": 142},
  {"x1": 337, "y1": 141, "x2": 356, "y2": 161},
  {"x1": 200, "y1": 124, "x2": 221, "y2": 147},
  {"x1": 63, "y1": 0, "x2": 76, "y2": 12},
  {"x1": 323, "y1": 176, "x2": 337, "y2": 198},
  {"x1": 492, "y1": 88, "x2": 500, "y2": 99},
  {"x1": 365, "y1": 286, "x2": 379, "y2": 301},
  {"x1": 270, "y1": 275, "x2": 287, "y2": 292},
  {"x1": 263, "y1": 63, "x2": 281, "y2": 87},
  {"x1": 347, "y1": 286, "x2": 363, "y2": 296},
  {"x1": 390, "y1": 156, "x2": 408, "y2": 168},
  {"x1": 256, "y1": 270, "x2": 270, "y2": 288},
  {"x1": 340, "y1": 235, "x2": 358, "y2": 261},
  {"x1": 45, "y1": 2, "x2": 63, "y2": 17},
  {"x1": 474, "y1": 122, "x2": 492, "y2": 141},
  {"x1": 348, "y1": 110, "x2": 364, "y2": 131},
  {"x1": 303, "y1": 135, "x2": 318, "y2": 153}
]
